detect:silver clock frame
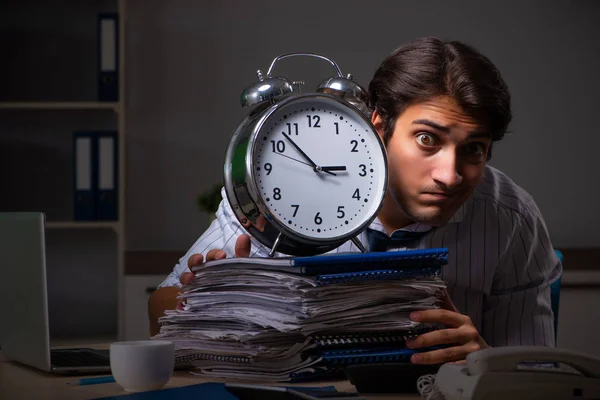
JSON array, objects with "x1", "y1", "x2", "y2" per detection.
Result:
[{"x1": 223, "y1": 92, "x2": 388, "y2": 257}]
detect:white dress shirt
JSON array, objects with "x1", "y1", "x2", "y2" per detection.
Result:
[{"x1": 159, "y1": 165, "x2": 562, "y2": 347}]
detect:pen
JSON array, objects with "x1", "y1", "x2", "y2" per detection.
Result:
[{"x1": 68, "y1": 376, "x2": 116, "y2": 386}]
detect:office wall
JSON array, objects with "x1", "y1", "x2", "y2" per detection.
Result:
[{"x1": 125, "y1": 0, "x2": 600, "y2": 251}]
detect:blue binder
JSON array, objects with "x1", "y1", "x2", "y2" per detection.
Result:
[
  {"x1": 73, "y1": 131, "x2": 98, "y2": 221},
  {"x1": 96, "y1": 130, "x2": 118, "y2": 220},
  {"x1": 97, "y1": 13, "x2": 119, "y2": 101}
]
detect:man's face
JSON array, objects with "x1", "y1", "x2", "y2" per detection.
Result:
[{"x1": 373, "y1": 96, "x2": 492, "y2": 227}]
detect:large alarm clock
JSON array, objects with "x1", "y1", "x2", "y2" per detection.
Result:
[{"x1": 223, "y1": 53, "x2": 387, "y2": 257}]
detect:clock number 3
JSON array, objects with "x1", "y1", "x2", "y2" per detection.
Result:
[{"x1": 359, "y1": 164, "x2": 367, "y2": 176}]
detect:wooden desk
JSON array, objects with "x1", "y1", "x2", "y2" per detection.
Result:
[{"x1": 0, "y1": 345, "x2": 422, "y2": 400}]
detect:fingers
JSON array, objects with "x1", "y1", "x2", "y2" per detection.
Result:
[
  {"x1": 406, "y1": 325, "x2": 480, "y2": 349},
  {"x1": 410, "y1": 341, "x2": 481, "y2": 365},
  {"x1": 206, "y1": 249, "x2": 227, "y2": 261},
  {"x1": 180, "y1": 271, "x2": 194, "y2": 285},
  {"x1": 235, "y1": 234, "x2": 251, "y2": 258},
  {"x1": 179, "y1": 237, "x2": 251, "y2": 286},
  {"x1": 182, "y1": 251, "x2": 226, "y2": 286},
  {"x1": 410, "y1": 309, "x2": 471, "y2": 328},
  {"x1": 187, "y1": 253, "x2": 204, "y2": 268}
]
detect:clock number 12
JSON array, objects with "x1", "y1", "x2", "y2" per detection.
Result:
[{"x1": 307, "y1": 115, "x2": 321, "y2": 128}]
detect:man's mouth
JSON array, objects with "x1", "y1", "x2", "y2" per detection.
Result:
[{"x1": 421, "y1": 192, "x2": 455, "y2": 202}]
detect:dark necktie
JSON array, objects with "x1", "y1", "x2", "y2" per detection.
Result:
[{"x1": 366, "y1": 228, "x2": 429, "y2": 252}]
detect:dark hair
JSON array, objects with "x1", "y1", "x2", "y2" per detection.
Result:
[{"x1": 368, "y1": 37, "x2": 511, "y2": 158}]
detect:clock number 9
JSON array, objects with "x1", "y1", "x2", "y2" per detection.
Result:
[
  {"x1": 314, "y1": 212, "x2": 322, "y2": 225},
  {"x1": 264, "y1": 163, "x2": 273, "y2": 175},
  {"x1": 359, "y1": 164, "x2": 367, "y2": 177},
  {"x1": 273, "y1": 187, "x2": 282, "y2": 200}
]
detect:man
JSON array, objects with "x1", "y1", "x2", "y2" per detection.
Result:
[{"x1": 149, "y1": 37, "x2": 562, "y2": 365}]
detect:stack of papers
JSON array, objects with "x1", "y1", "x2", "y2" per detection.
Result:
[{"x1": 155, "y1": 249, "x2": 448, "y2": 381}]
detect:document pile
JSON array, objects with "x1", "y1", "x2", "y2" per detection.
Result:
[{"x1": 155, "y1": 248, "x2": 449, "y2": 382}]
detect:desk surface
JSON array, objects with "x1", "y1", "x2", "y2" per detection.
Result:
[{"x1": 0, "y1": 345, "x2": 422, "y2": 400}]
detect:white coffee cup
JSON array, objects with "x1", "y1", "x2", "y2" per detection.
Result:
[{"x1": 109, "y1": 340, "x2": 175, "y2": 392}]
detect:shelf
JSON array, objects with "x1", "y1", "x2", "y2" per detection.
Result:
[
  {"x1": 0, "y1": 102, "x2": 119, "y2": 111},
  {"x1": 46, "y1": 221, "x2": 120, "y2": 232}
]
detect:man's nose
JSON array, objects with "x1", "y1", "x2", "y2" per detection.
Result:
[{"x1": 432, "y1": 152, "x2": 463, "y2": 191}]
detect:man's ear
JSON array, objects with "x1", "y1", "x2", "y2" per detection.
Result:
[{"x1": 371, "y1": 109, "x2": 385, "y2": 141}]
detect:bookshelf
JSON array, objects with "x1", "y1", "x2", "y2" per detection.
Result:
[{"x1": 1, "y1": 0, "x2": 127, "y2": 341}]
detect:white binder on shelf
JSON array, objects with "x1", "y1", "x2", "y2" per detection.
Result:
[
  {"x1": 96, "y1": 131, "x2": 118, "y2": 221},
  {"x1": 97, "y1": 13, "x2": 119, "y2": 101},
  {"x1": 73, "y1": 132, "x2": 97, "y2": 221}
]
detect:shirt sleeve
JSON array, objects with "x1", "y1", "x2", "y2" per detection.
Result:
[
  {"x1": 481, "y1": 202, "x2": 563, "y2": 347},
  {"x1": 157, "y1": 187, "x2": 269, "y2": 288}
]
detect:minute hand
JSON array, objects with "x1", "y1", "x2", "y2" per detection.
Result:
[
  {"x1": 281, "y1": 133, "x2": 336, "y2": 176},
  {"x1": 281, "y1": 132, "x2": 317, "y2": 167}
]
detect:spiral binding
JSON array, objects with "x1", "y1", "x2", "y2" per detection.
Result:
[
  {"x1": 175, "y1": 352, "x2": 251, "y2": 365},
  {"x1": 299, "y1": 249, "x2": 448, "y2": 275},
  {"x1": 315, "y1": 266, "x2": 442, "y2": 285},
  {"x1": 320, "y1": 348, "x2": 424, "y2": 365},
  {"x1": 310, "y1": 327, "x2": 433, "y2": 349}
]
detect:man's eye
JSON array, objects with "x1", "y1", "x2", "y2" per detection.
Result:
[
  {"x1": 465, "y1": 143, "x2": 484, "y2": 155},
  {"x1": 416, "y1": 133, "x2": 437, "y2": 147}
]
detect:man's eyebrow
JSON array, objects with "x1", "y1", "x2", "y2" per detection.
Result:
[{"x1": 412, "y1": 119, "x2": 491, "y2": 139}]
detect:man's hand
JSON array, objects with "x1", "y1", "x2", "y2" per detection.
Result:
[
  {"x1": 406, "y1": 290, "x2": 489, "y2": 364},
  {"x1": 179, "y1": 234, "x2": 252, "y2": 285}
]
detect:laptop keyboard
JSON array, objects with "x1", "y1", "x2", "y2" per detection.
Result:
[{"x1": 51, "y1": 348, "x2": 110, "y2": 367}]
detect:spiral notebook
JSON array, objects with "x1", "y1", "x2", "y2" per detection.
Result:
[{"x1": 191, "y1": 248, "x2": 448, "y2": 276}]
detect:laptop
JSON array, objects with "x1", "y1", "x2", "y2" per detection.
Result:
[{"x1": 0, "y1": 212, "x2": 111, "y2": 374}]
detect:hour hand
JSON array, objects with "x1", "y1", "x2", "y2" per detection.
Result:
[{"x1": 320, "y1": 166, "x2": 347, "y2": 172}]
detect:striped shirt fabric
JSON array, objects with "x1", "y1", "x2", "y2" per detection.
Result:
[{"x1": 159, "y1": 165, "x2": 562, "y2": 347}]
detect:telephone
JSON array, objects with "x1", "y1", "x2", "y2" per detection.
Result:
[{"x1": 422, "y1": 346, "x2": 600, "y2": 400}]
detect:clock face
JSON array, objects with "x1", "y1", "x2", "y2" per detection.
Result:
[{"x1": 251, "y1": 95, "x2": 387, "y2": 241}]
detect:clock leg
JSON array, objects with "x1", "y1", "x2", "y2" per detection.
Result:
[
  {"x1": 351, "y1": 237, "x2": 368, "y2": 253},
  {"x1": 268, "y1": 232, "x2": 284, "y2": 257}
]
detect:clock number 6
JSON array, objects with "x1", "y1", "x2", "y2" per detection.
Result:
[{"x1": 314, "y1": 212, "x2": 322, "y2": 225}]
